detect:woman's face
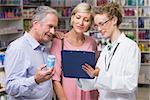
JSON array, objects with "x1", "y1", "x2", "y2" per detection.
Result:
[
  {"x1": 72, "y1": 12, "x2": 92, "y2": 34},
  {"x1": 94, "y1": 13, "x2": 114, "y2": 39}
]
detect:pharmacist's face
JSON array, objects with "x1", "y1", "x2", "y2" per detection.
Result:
[
  {"x1": 72, "y1": 12, "x2": 92, "y2": 34},
  {"x1": 37, "y1": 13, "x2": 58, "y2": 43},
  {"x1": 94, "y1": 13, "x2": 114, "y2": 39}
]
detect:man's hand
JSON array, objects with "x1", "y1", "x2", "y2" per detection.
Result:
[
  {"x1": 34, "y1": 64, "x2": 55, "y2": 84},
  {"x1": 82, "y1": 63, "x2": 100, "y2": 78}
]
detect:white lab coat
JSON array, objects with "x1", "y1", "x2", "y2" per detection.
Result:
[{"x1": 77, "y1": 33, "x2": 141, "y2": 100}]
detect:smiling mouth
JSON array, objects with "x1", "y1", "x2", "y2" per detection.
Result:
[
  {"x1": 77, "y1": 26, "x2": 84, "y2": 29},
  {"x1": 101, "y1": 30, "x2": 106, "y2": 34},
  {"x1": 45, "y1": 34, "x2": 49, "y2": 37},
  {"x1": 45, "y1": 32, "x2": 52, "y2": 37}
]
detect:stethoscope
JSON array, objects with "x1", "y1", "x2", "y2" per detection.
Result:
[{"x1": 105, "y1": 43, "x2": 120, "y2": 72}]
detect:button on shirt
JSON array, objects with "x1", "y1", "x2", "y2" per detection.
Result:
[{"x1": 4, "y1": 32, "x2": 53, "y2": 100}]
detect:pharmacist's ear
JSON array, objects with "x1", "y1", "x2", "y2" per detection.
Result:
[{"x1": 112, "y1": 16, "x2": 118, "y2": 26}]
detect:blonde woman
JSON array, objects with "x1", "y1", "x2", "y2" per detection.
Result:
[
  {"x1": 78, "y1": 2, "x2": 141, "y2": 100},
  {"x1": 50, "y1": 3, "x2": 99, "y2": 100}
]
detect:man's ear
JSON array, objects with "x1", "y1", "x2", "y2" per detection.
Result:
[
  {"x1": 32, "y1": 20, "x2": 39, "y2": 26},
  {"x1": 32, "y1": 20, "x2": 40, "y2": 30}
]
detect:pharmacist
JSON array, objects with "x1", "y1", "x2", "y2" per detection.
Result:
[{"x1": 77, "y1": 2, "x2": 141, "y2": 100}]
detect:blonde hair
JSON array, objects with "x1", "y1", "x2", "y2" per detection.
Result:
[
  {"x1": 94, "y1": 2, "x2": 123, "y2": 26},
  {"x1": 70, "y1": 3, "x2": 94, "y2": 30}
]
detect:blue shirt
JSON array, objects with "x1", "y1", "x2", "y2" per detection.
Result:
[{"x1": 4, "y1": 32, "x2": 53, "y2": 100}]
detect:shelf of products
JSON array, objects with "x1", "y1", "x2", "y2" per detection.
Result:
[
  {"x1": 0, "y1": 0, "x2": 149, "y2": 93},
  {"x1": 23, "y1": 0, "x2": 38, "y2": 31},
  {"x1": 50, "y1": 5, "x2": 73, "y2": 32},
  {"x1": 23, "y1": 0, "x2": 52, "y2": 31},
  {"x1": 0, "y1": 0, "x2": 23, "y2": 51},
  {"x1": 119, "y1": 0, "x2": 150, "y2": 85},
  {"x1": 0, "y1": 88, "x2": 6, "y2": 98},
  {"x1": 0, "y1": 65, "x2": 6, "y2": 98},
  {"x1": 0, "y1": 1, "x2": 23, "y2": 98}
]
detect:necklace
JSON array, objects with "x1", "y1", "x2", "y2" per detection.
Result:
[{"x1": 66, "y1": 34, "x2": 86, "y2": 47}]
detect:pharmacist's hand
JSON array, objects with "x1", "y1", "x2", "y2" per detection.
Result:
[
  {"x1": 34, "y1": 64, "x2": 55, "y2": 84},
  {"x1": 82, "y1": 64, "x2": 100, "y2": 78},
  {"x1": 54, "y1": 31, "x2": 65, "y2": 39}
]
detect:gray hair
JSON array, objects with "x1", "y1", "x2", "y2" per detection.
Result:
[{"x1": 31, "y1": 6, "x2": 58, "y2": 23}]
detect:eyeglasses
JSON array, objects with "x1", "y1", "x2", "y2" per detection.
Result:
[
  {"x1": 94, "y1": 17, "x2": 113, "y2": 29},
  {"x1": 105, "y1": 43, "x2": 120, "y2": 71}
]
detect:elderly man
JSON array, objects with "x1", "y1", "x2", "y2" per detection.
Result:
[{"x1": 4, "y1": 6, "x2": 58, "y2": 100}]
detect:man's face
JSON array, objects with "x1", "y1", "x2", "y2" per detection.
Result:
[{"x1": 37, "y1": 13, "x2": 58, "y2": 43}]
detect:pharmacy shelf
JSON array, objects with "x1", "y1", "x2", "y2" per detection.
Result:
[
  {"x1": 0, "y1": 18, "x2": 22, "y2": 20},
  {"x1": 0, "y1": 4, "x2": 20, "y2": 7},
  {"x1": 0, "y1": 65, "x2": 4, "y2": 70},
  {"x1": 123, "y1": 5, "x2": 137, "y2": 8},
  {"x1": 138, "y1": 39, "x2": 150, "y2": 42},
  {"x1": 138, "y1": 6, "x2": 150, "y2": 8},
  {"x1": 141, "y1": 63, "x2": 150, "y2": 66},
  {"x1": 138, "y1": 82, "x2": 150, "y2": 85},
  {"x1": 123, "y1": 16, "x2": 137, "y2": 18},
  {"x1": 120, "y1": 28, "x2": 137, "y2": 30},
  {"x1": 0, "y1": 31, "x2": 22, "y2": 35},
  {"x1": 23, "y1": 5, "x2": 38, "y2": 8},
  {"x1": 0, "y1": 47, "x2": 6, "y2": 51},
  {"x1": 138, "y1": 16, "x2": 150, "y2": 18},
  {"x1": 51, "y1": 6, "x2": 72, "y2": 8},
  {"x1": 0, "y1": 88, "x2": 6, "y2": 96},
  {"x1": 23, "y1": 18, "x2": 32, "y2": 20},
  {"x1": 138, "y1": 28, "x2": 150, "y2": 30},
  {"x1": 0, "y1": 65, "x2": 5, "y2": 97},
  {"x1": 116, "y1": 0, "x2": 150, "y2": 86},
  {"x1": 141, "y1": 51, "x2": 150, "y2": 53},
  {"x1": 60, "y1": 17, "x2": 70, "y2": 19}
]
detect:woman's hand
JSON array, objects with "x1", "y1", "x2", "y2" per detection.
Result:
[
  {"x1": 82, "y1": 63, "x2": 100, "y2": 78},
  {"x1": 54, "y1": 31, "x2": 65, "y2": 39}
]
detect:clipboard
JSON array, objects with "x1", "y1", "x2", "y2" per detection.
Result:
[{"x1": 61, "y1": 50, "x2": 96, "y2": 79}]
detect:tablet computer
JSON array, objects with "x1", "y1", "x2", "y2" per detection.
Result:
[{"x1": 61, "y1": 50, "x2": 96, "y2": 79}]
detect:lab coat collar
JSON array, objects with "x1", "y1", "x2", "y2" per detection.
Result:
[
  {"x1": 107, "y1": 33, "x2": 125, "y2": 51},
  {"x1": 117, "y1": 33, "x2": 126, "y2": 43}
]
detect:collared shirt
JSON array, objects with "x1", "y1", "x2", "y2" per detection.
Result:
[{"x1": 4, "y1": 32, "x2": 53, "y2": 100}]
